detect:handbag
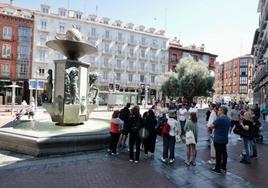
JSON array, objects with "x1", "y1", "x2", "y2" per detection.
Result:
[
  {"x1": 175, "y1": 134, "x2": 181, "y2": 143},
  {"x1": 185, "y1": 130, "x2": 196, "y2": 145},
  {"x1": 233, "y1": 125, "x2": 252, "y2": 139}
]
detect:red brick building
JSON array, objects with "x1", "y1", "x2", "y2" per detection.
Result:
[
  {"x1": 168, "y1": 38, "x2": 218, "y2": 72},
  {"x1": 214, "y1": 55, "x2": 253, "y2": 101},
  {"x1": 0, "y1": 3, "x2": 34, "y2": 104}
]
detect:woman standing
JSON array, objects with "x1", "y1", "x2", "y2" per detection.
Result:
[
  {"x1": 184, "y1": 112, "x2": 198, "y2": 166},
  {"x1": 178, "y1": 104, "x2": 188, "y2": 137},
  {"x1": 108, "y1": 110, "x2": 124, "y2": 155},
  {"x1": 161, "y1": 110, "x2": 179, "y2": 164},
  {"x1": 127, "y1": 106, "x2": 143, "y2": 163},
  {"x1": 28, "y1": 97, "x2": 35, "y2": 120},
  {"x1": 144, "y1": 109, "x2": 158, "y2": 159}
]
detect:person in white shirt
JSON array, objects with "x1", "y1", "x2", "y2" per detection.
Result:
[
  {"x1": 207, "y1": 104, "x2": 218, "y2": 164},
  {"x1": 178, "y1": 104, "x2": 188, "y2": 137},
  {"x1": 188, "y1": 102, "x2": 198, "y2": 114},
  {"x1": 161, "y1": 110, "x2": 180, "y2": 164}
]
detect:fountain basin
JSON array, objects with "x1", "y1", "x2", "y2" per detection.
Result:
[{"x1": 0, "y1": 119, "x2": 110, "y2": 156}]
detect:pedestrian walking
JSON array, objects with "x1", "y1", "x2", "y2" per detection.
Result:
[
  {"x1": 184, "y1": 112, "x2": 198, "y2": 166},
  {"x1": 210, "y1": 106, "x2": 231, "y2": 174},
  {"x1": 229, "y1": 104, "x2": 240, "y2": 135}
]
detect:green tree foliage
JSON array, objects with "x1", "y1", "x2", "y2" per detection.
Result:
[{"x1": 161, "y1": 56, "x2": 214, "y2": 102}]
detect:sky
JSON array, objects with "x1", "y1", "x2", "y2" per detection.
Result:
[{"x1": 3, "y1": 0, "x2": 259, "y2": 62}]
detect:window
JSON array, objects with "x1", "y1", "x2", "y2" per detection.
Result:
[
  {"x1": 128, "y1": 74, "x2": 133, "y2": 82},
  {"x1": 42, "y1": 7, "x2": 49, "y2": 14},
  {"x1": 116, "y1": 72, "x2": 121, "y2": 81},
  {"x1": 117, "y1": 45, "x2": 122, "y2": 54},
  {"x1": 240, "y1": 59, "x2": 248, "y2": 67},
  {"x1": 117, "y1": 60, "x2": 121, "y2": 68},
  {"x1": 161, "y1": 65, "x2": 166, "y2": 73},
  {"x1": 74, "y1": 25, "x2": 81, "y2": 31},
  {"x1": 161, "y1": 41, "x2": 166, "y2": 49},
  {"x1": 104, "y1": 43, "x2": 109, "y2": 52},
  {"x1": 17, "y1": 64, "x2": 28, "y2": 74},
  {"x1": 129, "y1": 61, "x2": 134, "y2": 69},
  {"x1": 1, "y1": 64, "x2": 9, "y2": 74},
  {"x1": 130, "y1": 48, "x2": 134, "y2": 56},
  {"x1": 39, "y1": 50, "x2": 46, "y2": 61},
  {"x1": 105, "y1": 30, "x2": 110, "y2": 38},
  {"x1": 152, "y1": 39, "x2": 157, "y2": 45},
  {"x1": 76, "y1": 14, "x2": 82, "y2": 20},
  {"x1": 171, "y1": 54, "x2": 177, "y2": 62},
  {"x1": 2, "y1": 44, "x2": 11, "y2": 58},
  {"x1": 104, "y1": 58, "x2": 109, "y2": 66},
  {"x1": 118, "y1": 32, "x2": 123, "y2": 40},
  {"x1": 39, "y1": 34, "x2": 47, "y2": 46},
  {"x1": 234, "y1": 72, "x2": 237, "y2": 77},
  {"x1": 151, "y1": 75, "x2": 155, "y2": 83},
  {"x1": 182, "y1": 52, "x2": 190, "y2": 58},
  {"x1": 41, "y1": 20, "x2": 47, "y2": 30},
  {"x1": 130, "y1": 35, "x2": 134, "y2": 43},
  {"x1": 141, "y1": 49, "x2": 146, "y2": 57},
  {"x1": 39, "y1": 68, "x2": 45, "y2": 77},
  {"x1": 240, "y1": 85, "x2": 248, "y2": 93},
  {"x1": 3, "y1": 27, "x2": 12, "y2": 39},
  {"x1": 141, "y1": 37, "x2": 146, "y2": 45},
  {"x1": 240, "y1": 77, "x2": 248, "y2": 85},
  {"x1": 203, "y1": 55, "x2": 209, "y2": 64},
  {"x1": 140, "y1": 75, "x2": 145, "y2": 82},
  {"x1": 151, "y1": 64, "x2": 156, "y2": 72},
  {"x1": 140, "y1": 63, "x2": 145, "y2": 70},
  {"x1": 59, "y1": 23, "x2": 65, "y2": 33},
  {"x1": 103, "y1": 71, "x2": 108, "y2": 80},
  {"x1": 59, "y1": 10, "x2": 66, "y2": 17},
  {"x1": 91, "y1": 28, "x2": 96, "y2": 36},
  {"x1": 240, "y1": 67, "x2": 248, "y2": 76}
]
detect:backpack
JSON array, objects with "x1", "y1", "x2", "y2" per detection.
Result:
[{"x1": 161, "y1": 122, "x2": 170, "y2": 137}]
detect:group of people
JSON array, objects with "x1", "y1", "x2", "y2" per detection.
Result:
[
  {"x1": 205, "y1": 102, "x2": 263, "y2": 174},
  {"x1": 108, "y1": 101, "x2": 199, "y2": 165}
]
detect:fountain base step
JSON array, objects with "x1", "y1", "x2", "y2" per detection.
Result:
[{"x1": 0, "y1": 119, "x2": 110, "y2": 156}]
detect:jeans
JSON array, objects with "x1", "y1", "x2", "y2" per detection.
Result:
[
  {"x1": 163, "y1": 135, "x2": 175, "y2": 159},
  {"x1": 250, "y1": 138, "x2": 257, "y2": 156},
  {"x1": 243, "y1": 138, "x2": 252, "y2": 161},
  {"x1": 214, "y1": 142, "x2": 227, "y2": 170},
  {"x1": 180, "y1": 120, "x2": 186, "y2": 136}
]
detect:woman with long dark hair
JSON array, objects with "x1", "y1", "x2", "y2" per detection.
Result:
[
  {"x1": 126, "y1": 105, "x2": 143, "y2": 163},
  {"x1": 144, "y1": 109, "x2": 158, "y2": 159}
]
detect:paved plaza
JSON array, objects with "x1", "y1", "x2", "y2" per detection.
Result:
[{"x1": 0, "y1": 106, "x2": 268, "y2": 188}]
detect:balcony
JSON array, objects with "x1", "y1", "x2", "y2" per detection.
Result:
[
  {"x1": 151, "y1": 43, "x2": 159, "y2": 49},
  {"x1": 16, "y1": 72, "x2": 29, "y2": 79},
  {"x1": 37, "y1": 27, "x2": 49, "y2": 33},
  {"x1": 100, "y1": 63, "x2": 113, "y2": 69},
  {"x1": 37, "y1": 41, "x2": 48, "y2": 48},
  {"x1": 128, "y1": 40, "x2": 137, "y2": 46},
  {"x1": 126, "y1": 66, "x2": 137, "y2": 72},
  {"x1": 160, "y1": 57, "x2": 167, "y2": 63},
  {"x1": 101, "y1": 49, "x2": 113, "y2": 56},
  {"x1": 137, "y1": 67, "x2": 148, "y2": 73},
  {"x1": 253, "y1": 65, "x2": 268, "y2": 85},
  {"x1": 0, "y1": 53, "x2": 13, "y2": 60},
  {"x1": 115, "y1": 51, "x2": 126, "y2": 58},
  {"x1": 115, "y1": 37, "x2": 125, "y2": 44},
  {"x1": 102, "y1": 35, "x2": 113, "y2": 42},
  {"x1": 0, "y1": 72, "x2": 10, "y2": 78},
  {"x1": 138, "y1": 54, "x2": 148, "y2": 61},
  {"x1": 114, "y1": 64, "x2": 125, "y2": 71},
  {"x1": 127, "y1": 53, "x2": 137, "y2": 60},
  {"x1": 139, "y1": 41, "x2": 149, "y2": 48},
  {"x1": 150, "y1": 55, "x2": 158, "y2": 62},
  {"x1": 88, "y1": 34, "x2": 99, "y2": 40},
  {"x1": 0, "y1": 35, "x2": 16, "y2": 41}
]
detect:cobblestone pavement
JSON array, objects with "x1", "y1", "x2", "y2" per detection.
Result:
[{"x1": 0, "y1": 106, "x2": 267, "y2": 188}]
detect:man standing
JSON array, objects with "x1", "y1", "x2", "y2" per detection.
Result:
[
  {"x1": 210, "y1": 106, "x2": 231, "y2": 174},
  {"x1": 118, "y1": 103, "x2": 131, "y2": 148}
]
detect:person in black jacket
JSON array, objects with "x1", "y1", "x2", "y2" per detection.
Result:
[
  {"x1": 126, "y1": 105, "x2": 143, "y2": 163},
  {"x1": 118, "y1": 103, "x2": 131, "y2": 148},
  {"x1": 143, "y1": 109, "x2": 158, "y2": 159}
]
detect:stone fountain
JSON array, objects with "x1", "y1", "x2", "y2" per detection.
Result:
[{"x1": 0, "y1": 29, "x2": 110, "y2": 156}]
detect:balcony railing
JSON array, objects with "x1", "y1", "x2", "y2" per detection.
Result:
[
  {"x1": 0, "y1": 53, "x2": 13, "y2": 60},
  {"x1": 0, "y1": 72, "x2": 10, "y2": 77},
  {"x1": 116, "y1": 37, "x2": 125, "y2": 43},
  {"x1": 253, "y1": 66, "x2": 268, "y2": 84},
  {"x1": 150, "y1": 55, "x2": 158, "y2": 62},
  {"x1": 0, "y1": 35, "x2": 16, "y2": 41},
  {"x1": 139, "y1": 41, "x2": 148, "y2": 48},
  {"x1": 151, "y1": 43, "x2": 159, "y2": 49},
  {"x1": 102, "y1": 35, "x2": 113, "y2": 41},
  {"x1": 127, "y1": 53, "x2": 137, "y2": 60},
  {"x1": 88, "y1": 34, "x2": 99, "y2": 40},
  {"x1": 139, "y1": 54, "x2": 148, "y2": 61},
  {"x1": 102, "y1": 49, "x2": 113, "y2": 56},
  {"x1": 100, "y1": 63, "x2": 113, "y2": 69},
  {"x1": 128, "y1": 40, "x2": 137, "y2": 46}
]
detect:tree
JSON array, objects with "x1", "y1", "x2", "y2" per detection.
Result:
[{"x1": 161, "y1": 56, "x2": 214, "y2": 103}]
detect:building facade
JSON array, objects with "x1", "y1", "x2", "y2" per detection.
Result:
[
  {"x1": 168, "y1": 38, "x2": 217, "y2": 72},
  {"x1": 0, "y1": 2, "x2": 34, "y2": 104},
  {"x1": 251, "y1": 0, "x2": 268, "y2": 107},
  {"x1": 32, "y1": 4, "x2": 169, "y2": 105},
  {"x1": 214, "y1": 55, "x2": 253, "y2": 102}
]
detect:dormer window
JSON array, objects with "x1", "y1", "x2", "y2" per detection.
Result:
[
  {"x1": 59, "y1": 9, "x2": 66, "y2": 17},
  {"x1": 90, "y1": 18, "x2": 96, "y2": 22},
  {"x1": 104, "y1": 20, "x2": 109, "y2": 24},
  {"x1": 42, "y1": 7, "x2": 49, "y2": 14},
  {"x1": 76, "y1": 13, "x2": 82, "y2": 20}
]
